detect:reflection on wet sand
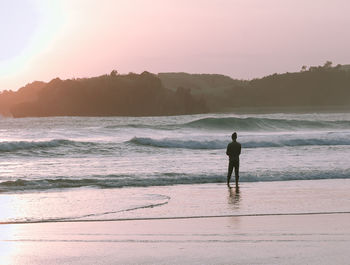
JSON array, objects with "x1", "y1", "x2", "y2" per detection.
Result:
[
  {"x1": 0, "y1": 224, "x2": 18, "y2": 265},
  {"x1": 228, "y1": 186, "x2": 241, "y2": 208}
]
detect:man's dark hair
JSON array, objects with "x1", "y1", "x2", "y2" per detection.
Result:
[{"x1": 232, "y1": 132, "x2": 237, "y2": 140}]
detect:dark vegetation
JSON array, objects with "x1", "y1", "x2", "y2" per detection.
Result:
[
  {"x1": 0, "y1": 62, "x2": 350, "y2": 118},
  {"x1": 226, "y1": 62, "x2": 350, "y2": 110},
  {"x1": 158, "y1": 72, "x2": 247, "y2": 111},
  {"x1": 0, "y1": 81, "x2": 46, "y2": 116},
  {"x1": 1, "y1": 71, "x2": 208, "y2": 117},
  {"x1": 159, "y1": 62, "x2": 350, "y2": 112}
]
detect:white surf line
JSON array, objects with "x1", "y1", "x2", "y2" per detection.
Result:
[{"x1": 1, "y1": 211, "x2": 350, "y2": 225}]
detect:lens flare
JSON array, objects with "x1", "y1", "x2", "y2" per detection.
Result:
[{"x1": 0, "y1": 0, "x2": 64, "y2": 83}]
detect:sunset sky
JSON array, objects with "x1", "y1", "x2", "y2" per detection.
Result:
[{"x1": 1, "y1": 0, "x2": 350, "y2": 91}]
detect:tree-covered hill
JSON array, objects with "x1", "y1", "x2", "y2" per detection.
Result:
[
  {"x1": 1, "y1": 62, "x2": 350, "y2": 118},
  {"x1": 158, "y1": 63, "x2": 350, "y2": 112},
  {"x1": 227, "y1": 63, "x2": 350, "y2": 110},
  {"x1": 158, "y1": 72, "x2": 247, "y2": 111},
  {"x1": 1, "y1": 71, "x2": 208, "y2": 117}
]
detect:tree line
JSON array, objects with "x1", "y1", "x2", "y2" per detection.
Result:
[
  {"x1": 1, "y1": 62, "x2": 349, "y2": 117},
  {"x1": 0, "y1": 71, "x2": 208, "y2": 117},
  {"x1": 225, "y1": 62, "x2": 350, "y2": 109}
]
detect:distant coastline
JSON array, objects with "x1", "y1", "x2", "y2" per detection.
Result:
[{"x1": 1, "y1": 62, "x2": 350, "y2": 118}]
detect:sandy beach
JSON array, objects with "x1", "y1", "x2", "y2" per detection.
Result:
[
  {"x1": 1, "y1": 179, "x2": 350, "y2": 264},
  {"x1": 1, "y1": 213, "x2": 350, "y2": 265}
]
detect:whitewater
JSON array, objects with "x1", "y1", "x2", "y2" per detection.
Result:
[{"x1": 1, "y1": 112, "x2": 350, "y2": 193}]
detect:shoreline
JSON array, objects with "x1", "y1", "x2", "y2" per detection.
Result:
[{"x1": 1, "y1": 179, "x2": 350, "y2": 224}]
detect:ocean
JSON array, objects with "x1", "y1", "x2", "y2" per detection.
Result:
[{"x1": 1, "y1": 112, "x2": 350, "y2": 223}]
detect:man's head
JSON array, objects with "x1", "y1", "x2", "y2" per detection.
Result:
[{"x1": 231, "y1": 132, "x2": 237, "y2": 141}]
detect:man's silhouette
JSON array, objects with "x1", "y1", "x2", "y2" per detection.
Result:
[{"x1": 226, "y1": 132, "x2": 241, "y2": 188}]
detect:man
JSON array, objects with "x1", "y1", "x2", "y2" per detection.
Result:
[{"x1": 226, "y1": 132, "x2": 241, "y2": 188}]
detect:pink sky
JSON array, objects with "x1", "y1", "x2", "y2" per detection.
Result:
[{"x1": 1, "y1": 0, "x2": 350, "y2": 91}]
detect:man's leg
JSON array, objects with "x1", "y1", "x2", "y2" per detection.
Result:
[
  {"x1": 227, "y1": 161, "x2": 233, "y2": 187},
  {"x1": 234, "y1": 161, "x2": 240, "y2": 187}
]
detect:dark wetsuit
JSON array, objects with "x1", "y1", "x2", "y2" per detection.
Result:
[{"x1": 226, "y1": 141, "x2": 241, "y2": 180}]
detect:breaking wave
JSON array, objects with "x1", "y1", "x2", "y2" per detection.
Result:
[
  {"x1": 129, "y1": 135, "x2": 350, "y2": 150},
  {"x1": 1, "y1": 170, "x2": 350, "y2": 192},
  {"x1": 102, "y1": 117, "x2": 350, "y2": 132},
  {"x1": 184, "y1": 117, "x2": 350, "y2": 131},
  {"x1": 0, "y1": 139, "x2": 95, "y2": 153},
  {"x1": 129, "y1": 137, "x2": 226, "y2": 149}
]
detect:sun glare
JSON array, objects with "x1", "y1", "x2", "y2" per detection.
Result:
[{"x1": 0, "y1": 0, "x2": 64, "y2": 81}]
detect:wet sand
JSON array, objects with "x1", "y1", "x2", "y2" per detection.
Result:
[
  {"x1": 1, "y1": 213, "x2": 350, "y2": 265},
  {"x1": 1, "y1": 179, "x2": 350, "y2": 264}
]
